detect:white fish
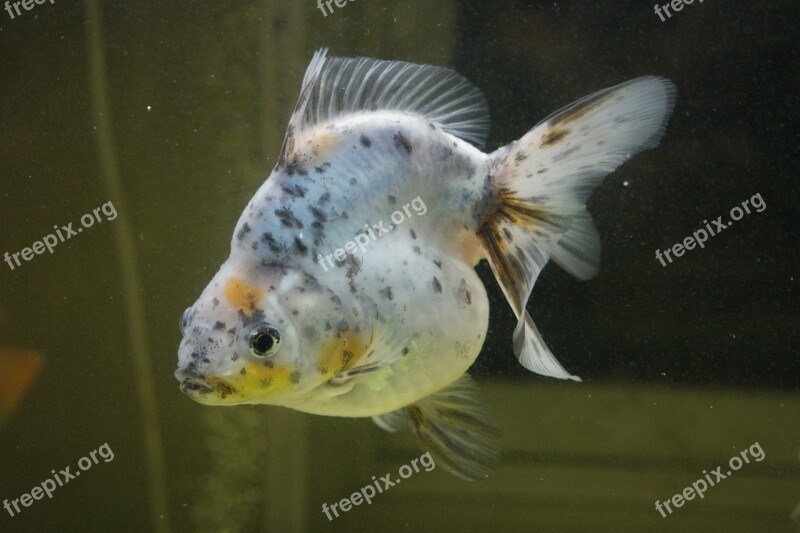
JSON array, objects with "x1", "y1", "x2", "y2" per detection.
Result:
[{"x1": 175, "y1": 49, "x2": 676, "y2": 479}]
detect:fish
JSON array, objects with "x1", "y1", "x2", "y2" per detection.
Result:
[
  {"x1": 176, "y1": 48, "x2": 675, "y2": 479},
  {"x1": 0, "y1": 348, "x2": 44, "y2": 426}
]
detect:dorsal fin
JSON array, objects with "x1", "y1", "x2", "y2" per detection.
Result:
[{"x1": 288, "y1": 48, "x2": 490, "y2": 148}]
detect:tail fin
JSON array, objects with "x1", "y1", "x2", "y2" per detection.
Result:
[{"x1": 478, "y1": 77, "x2": 676, "y2": 380}]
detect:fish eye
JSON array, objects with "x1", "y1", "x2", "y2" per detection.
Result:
[
  {"x1": 248, "y1": 323, "x2": 281, "y2": 358},
  {"x1": 180, "y1": 307, "x2": 193, "y2": 334}
]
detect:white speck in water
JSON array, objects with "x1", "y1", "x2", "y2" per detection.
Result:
[
  {"x1": 146, "y1": 105, "x2": 152, "y2": 111},
  {"x1": 623, "y1": 180, "x2": 630, "y2": 187}
]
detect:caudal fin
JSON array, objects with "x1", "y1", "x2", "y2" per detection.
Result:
[{"x1": 478, "y1": 77, "x2": 676, "y2": 380}]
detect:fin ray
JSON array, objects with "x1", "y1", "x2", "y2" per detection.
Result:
[
  {"x1": 301, "y1": 51, "x2": 490, "y2": 147},
  {"x1": 372, "y1": 374, "x2": 500, "y2": 480},
  {"x1": 479, "y1": 77, "x2": 676, "y2": 380}
]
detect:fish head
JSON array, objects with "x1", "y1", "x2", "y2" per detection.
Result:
[{"x1": 175, "y1": 259, "x2": 364, "y2": 406}]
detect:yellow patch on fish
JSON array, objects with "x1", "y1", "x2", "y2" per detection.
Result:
[
  {"x1": 302, "y1": 130, "x2": 342, "y2": 160},
  {"x1": 228, "y1": 361, "x2": 296, "y2": 398},
  {"x1": 318, "y1": 330, "x2": 368, "y2": 376},
  {"x1": 224, "y1": 277, "x2": 264, "y2": 313}
]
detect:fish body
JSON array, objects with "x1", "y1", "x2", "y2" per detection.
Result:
[{"x1": 176, "y1": 49, "x2": 675, "y2": 478}]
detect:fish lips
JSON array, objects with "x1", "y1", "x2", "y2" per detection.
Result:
[
  {"x1": 174, "y1": 369, "x2": 235, "y2": 401},
  {"x1": 179, "y1": 377, "x2": 214, "y2": 397}
]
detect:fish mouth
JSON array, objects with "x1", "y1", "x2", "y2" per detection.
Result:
[
  {"x1": 179, "y1": 378, "x2": 214, "y2": 396},
  {"x1": 175, "y1": 368, "x2": 238, "y2": 401}
]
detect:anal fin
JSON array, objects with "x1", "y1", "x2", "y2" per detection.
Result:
[{"x1": 372, "y1": 374, "x2": 500, "y2": 480}]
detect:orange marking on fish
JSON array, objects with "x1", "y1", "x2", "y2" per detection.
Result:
[
  {"x1": 224, "y1": 277, "x2": 264, "y2": 313},
  {"x1": 0, "y1": 348, "x2": 44, "y2": 424},
  {"x1": 318, "y1": 330, "x2": 368, "y2": 377},
  {"x1": 300, "y1": 130, "x2": 342, "y2": 161}
]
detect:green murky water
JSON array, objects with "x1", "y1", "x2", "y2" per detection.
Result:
[{"x1": 1, "y1": 1, "x2": 798, "y2": 531}]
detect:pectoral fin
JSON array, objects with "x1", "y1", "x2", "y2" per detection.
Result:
[{"x1": 372, "y1": 374, "x2": 500, "y2": 481}]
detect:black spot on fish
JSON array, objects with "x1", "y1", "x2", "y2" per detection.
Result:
[
  {"x1": 274, "y1": 207, "x2": 303, "y2": 229},
  {"x1": 213, "y1": 321, "x2": 226, "y2": 330},
  {"x1": 231, "y1": 353, "x2": 240, "y2": 362},
  {"x1": 379, "y1": 286, "x2": 393, "y2": 301},
  {"x1": 281, "y1": 183, "x2": 307, "y2": 198},
  {"x1": 514, "y1": 151, "x2": 529, "y2": 165},
  {"x1": 290, "y1": 371, "x2": 301, "y2": 384},
  {"x1": 537, "y1": 168, "x2": 548, "y2": 174},
  {"x1": 311, "y1": 221, "x2": 325, "y2": 246},
  {"x1": 337, "y1": 319, "x2": 349, "y2": 334},
  {"x1": 258, "y1": 377, "x2": 272, "y2": 389},
  {"x1": 315, "y1": 162, "x2": 331, "y2": 174},
  {"x1": 285, "y1": 155, "x2": 308, "y2": 177},
  {"x1": 294, "y1": 236, "x2": 308, "y2": 256},
  {"x1": 412, "y1": 245, "x2": 421, "y2": 254},
  {"x1": 359, "y1": 135, "x2": 372, "y2": 148},
  {"x1": 458, "y1": 279, "x2": 472, "y2": 305},
  {"x1": 349, "y1": 177, "x2": 357, "y2": 185},
  {"x1": 502, "y1": 227, "x2": 513, "y2": 240},
  {"x1": 309, "y1": 205, "x2": 327, "y2": 223},
  {"x1": 240, "y1": 367, "x2": 247, "y2": 375},
  {"x1": 261, "y1": 232, "x2": 283, "y2": 254},
  {"x1": 402, "y1": 346, "x2": 410, "y2": 355},
  {"x1": 236, "y1": 222, "x2": 251, "y2": 240},
  {"x1": 432, "y1": 276, "x2": 442, "y2": 293},
  {"x1": 239, "y1": 309, "x2": 265, "y2": 328},
  {"x1": 388, "y1": 195, "x2": 396, "y2": 205},
  {"x1": 330, "y1": 294, "x2": 342, "y2": 306},
  {"x1": 409, "y1": 228, "x2": 417, "y2": 239},
  {"x1": 393, "y1": 131, "x2": 413, "y2": 154},
  {"x1": 319, "y1": 192, "x2": 331, "y2": 204},
  {"x1": 212, "y1": 297, "x2": 219, "y2": 307},
  {"x1": 433, "y1": 259, "x2": 442, "y2": 268}
]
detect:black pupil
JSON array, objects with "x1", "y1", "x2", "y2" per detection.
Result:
[{"x1": 254, "y1": 330, "x2": 274, "y2": 354}]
